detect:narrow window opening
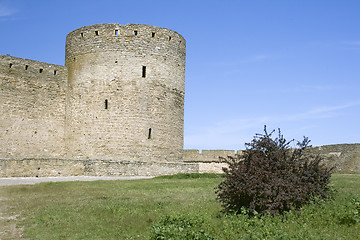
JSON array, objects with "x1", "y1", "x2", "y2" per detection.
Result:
[
  {"x1": 9, "y1": 63, "x2": 13, "y2": 68},
  {"x1": 148, "y1": 128, "x2": 152, "y2": 139},
  {"x1": 134, "y1": 30, "x2": 138, "y2": 36},
  {"x1": 95, "y1": 30, "x2": 99, "y2": 36},
  {"x1": 54, "y1": 70, "x2": 57, "y2": 75},
  {"x1": 105, "y1": 99, "x2": 108, "y2": 109},
  {"x1": 152, "y1": 32, "x2": 155, "y2": 37},
  {"x1": 168, "y1": 36, "x2": 172, "y2": 41},
  {"x1": 142, "y1": 66, "x2": 146, "y2": 78},
  {"x1": 115, "y1": 30, "x2": 119, "y2": 35},
  {"x1": 81, "y1": 33, "x2": 84, "y2": 38},
  {"x1": 25, "y1": 65, "x2": 28, "y2": 70},
  {"x1": 39, "y1": 69, "x2": 43, "y2": 73}
]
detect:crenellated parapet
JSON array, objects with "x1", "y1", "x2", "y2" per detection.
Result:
[
  {"x1": 0, "y1": 54, "x2": 67, "y2": 80},
  {"x1": 65, "y1": 23, "x2": 186, "y2": 62}
]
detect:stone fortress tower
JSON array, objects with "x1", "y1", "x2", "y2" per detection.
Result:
[
  {"x1": 0, "y1": 23, "x2": 195, "y2": 177},
  {"x1": 65, "y1": 23, "x2": 186, "y2": 162}
]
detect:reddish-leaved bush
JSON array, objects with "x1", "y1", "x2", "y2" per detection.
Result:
[{"x1": 216, "y1": 126, "x2": 333, "y2": 216}]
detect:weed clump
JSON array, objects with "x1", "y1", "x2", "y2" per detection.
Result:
[
  {"x1": 150, "y1": 215, "x2": 215, "y2": 240},
  {"x1": 216, "y1": 126, "x2": 333, "y2": 216}
]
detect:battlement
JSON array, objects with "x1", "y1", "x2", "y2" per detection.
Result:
[
  {"x1": 67, "y1": 23, "x2": 185, "y2": 43},
  {"x1": 0, "y1": 54, "x2": 67, "y2": 80},
  {"x1": 65, "y1": 23, "x2": 186, "y2": 63}
]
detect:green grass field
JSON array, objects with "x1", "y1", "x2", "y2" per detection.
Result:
[{"x1": 0, "y1": 174, "x2": 359, "y2": 239}]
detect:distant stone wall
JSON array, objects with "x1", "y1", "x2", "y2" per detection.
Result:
[
  {"x1": 183, "y1": 144, "x2": 360, "y2": 173},
  {"x1": 0, "y1": 55, "x2": 67, "y2": 159},
  {"x1": 308, "y1": 144, "x2": 360, "y2": 173},
  {"x1": 183, "y1": 149, "x2": 241, "y2": 174},
  {"x1": 0, "y1": 159, "x2": 198, "y2": 177},
  {"x1": 183, "y1": 149, "x2": 240, "y2": 162}
]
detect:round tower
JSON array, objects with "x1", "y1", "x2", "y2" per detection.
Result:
[{"x1": 65, "y1": 23, "x2": 186, "y2": 162}]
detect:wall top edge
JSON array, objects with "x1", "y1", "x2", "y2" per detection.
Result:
[{"x1": 0, "y1": 54, "x2": 65, "y2": 68}]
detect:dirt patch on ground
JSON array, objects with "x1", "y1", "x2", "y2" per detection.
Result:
[{"x1": 0, "y1": 197, "x2": 26, "y2": 240}]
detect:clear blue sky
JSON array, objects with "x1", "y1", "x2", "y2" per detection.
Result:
[{"x1": 1, "y1": 0, "x2": 359, "y2": 150}]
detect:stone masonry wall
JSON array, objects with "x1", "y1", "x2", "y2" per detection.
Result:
[
  {"x1": 183, "y1": 144, "x2": 360, "y2": 173},
  {"x1": 308, "y1": 144, "x2": 360, "y2": 173},
  {"x1": 0, "y1": 55, "x2": 67, "y2": 159},
  {"x1": 183, "y1": 149, "x2": 241, "y2": 173},
  {"x1": 183, "y1": 149, "x2": 240, "y2": 162},
  {"x1": 0, "y1": 143, "x2": 358, "y2": 177},
  {"x1": 0, "y1": 159, "x2": 198, "y2": 177}
]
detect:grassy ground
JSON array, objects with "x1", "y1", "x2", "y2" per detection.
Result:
[{"x1": 0, "y1": 174, "x2": 359, "y2": 239}]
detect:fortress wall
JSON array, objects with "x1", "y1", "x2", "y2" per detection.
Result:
[
  {"x1": 64, "y1": 24, "x2": 185, "y2": 162},
  {"x1": 307, "y1": 144, "x2": 360, "y2": 173},
  {"x1": 0, "y1": 144, "x2": 358, "y2": 177},
  {"x1": 183, "y1": 150, "x2": 239, "y2": 173},
  {"x1": 0, "y1": 159, "x2": 198, "y2": 177},
  {"x1": 0, "y1": 55, "x2": 67, "y2": 159},
  {"x1": 183, "y1": 149, "x2": 239, "y2": 162},
  {"x1": 184, "y1": 144, "x2": 360, "y2": 173}
]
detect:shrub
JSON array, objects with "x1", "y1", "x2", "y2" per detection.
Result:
[{"x1": 216, "y1": 126, "x2": 333, "y2": 216}]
